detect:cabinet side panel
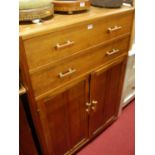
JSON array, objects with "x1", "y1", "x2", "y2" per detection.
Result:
[{"x1": 19, "y1": 98, "x2": 38, "y2": 155}]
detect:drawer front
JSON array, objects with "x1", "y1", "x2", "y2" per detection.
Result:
[
  {"x1": 24, "y1": 13, "x2": 133, "y2": 70},
  {"x1": 30, "y1": 37, "x2": 130, "y2": 98}
]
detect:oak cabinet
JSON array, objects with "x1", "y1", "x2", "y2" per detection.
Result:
[{"x1": 20, "y1": 6, "x2": 134, "y2": 155}]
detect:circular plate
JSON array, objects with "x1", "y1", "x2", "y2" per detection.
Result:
[
  {"x1": 52, "y1": 0, "x2": 90, "y2": 14},
  {"x1": 19, "y1": 4, "x2": 54, "y2": 21},
  {"x1": 19, "y1": 0, "x2": 52, "y2": 10}
]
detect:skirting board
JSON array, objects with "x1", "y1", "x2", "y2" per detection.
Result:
[{"x1": 122, "y1": 92, "x2": 135, "y2": 108}]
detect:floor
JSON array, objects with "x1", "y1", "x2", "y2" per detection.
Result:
[{"x1": 77, "y1": 100, "x2": 135, "y2": 155}]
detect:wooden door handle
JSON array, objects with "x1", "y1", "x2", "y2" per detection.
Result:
[
  {"x1": 55, "y1": 40, "x2": 74, "y2": 50},
  {"x1": 86, "y1": 102, "x2": 91, "y2": 107},
  {"x1": 106, "y1": 49, "x2": 120, "y2": 56},
  {"x1": 91, "y1": 100, "x2": 98, "y2": 112},
  {"x1": 91, "y1": 106, "x2": 96, "y2": 112},
  {"x1": 59, "y1": 68, "x2": 76, "y2": 78},
  {"x1": 92, "y1": 100, "x2": 98, "y2": 105},
  {"x1": 85, "y1": 102, "x2": 91, "y2": 113},
  {"x1": 108, "y1": 26, "x2": 122, "y2": 33}
]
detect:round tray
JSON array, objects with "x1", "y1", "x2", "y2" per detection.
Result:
[
  {"x1": 19, "y1": 4, "x2": 54, "y2": 22},
  {"x1": 19, "y1": 0, "x2": 52, "y2": 10},
  {"x1": 52, "y1": 0, "x2": 90, "y2": 14}
]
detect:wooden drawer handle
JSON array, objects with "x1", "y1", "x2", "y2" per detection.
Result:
[
  {"x1": 108, "y1": 26, "x2": 122, "y2": 33},
  {"x1": 106, "y1": 49, "x2": 120, "y2": 56},
  {"x1": 55, "y1": 40, "x2": 74, "y2": 50},
  {"x1": 59, "y1": 68, "x2": 76, "y2": 78}
]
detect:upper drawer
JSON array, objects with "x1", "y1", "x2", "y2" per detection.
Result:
[
  {"x1": 24, "y1": 12, "x2": 133, "y2": 71},
  {"x1": 30, "y1": 37, "x2": 130, "y2": 99}
]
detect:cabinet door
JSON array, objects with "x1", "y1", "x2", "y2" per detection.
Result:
[
  {"x1": 89, "y1": 58, "x2": 127, "y2": 136},
  {"x1": 37, "y1": 77, "x2": 89, "y2": 155}
]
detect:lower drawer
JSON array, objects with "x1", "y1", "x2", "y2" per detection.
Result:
[{"x1": 30, "y1": 37, "x2": 130, "y2": 98}]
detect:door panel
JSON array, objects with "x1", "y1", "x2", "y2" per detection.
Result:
[
  {"x1": 37, "y1": 78, "x2": 89, "y2": 155},
  {"x1": 66, "y1": 82, "x2": 89, "y2": 148},
  {"x1": 103, "y1": 63, "x2": 123, "y2": 122},
  {"x1": 90, "y1": 58, "x2": 126, "y2": 136},
  {"x1": 89, "y1": 70, "x2": 108, "y2": 136},
  {"x1": 46, "y1": 94, "x2": 70, "y2": 155}
]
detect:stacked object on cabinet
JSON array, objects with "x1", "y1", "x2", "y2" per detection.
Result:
[
  {"x1": 52, "y1": 0, "x2": 90, "y2": 14},
  {"x1": 90, "y1": 0, "x2": 123, "y2": 8},
  {"x1": 19, "y1": 0, "x2": 54, "y2": 22}
]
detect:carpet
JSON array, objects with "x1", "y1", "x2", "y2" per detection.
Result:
[{"x1": 77, "y1": 100, "x2": 135, "y2": 155}]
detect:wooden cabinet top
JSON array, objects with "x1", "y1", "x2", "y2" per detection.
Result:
[{"x1": 19, "y1": 6, "x2": 134, "y2": 40}]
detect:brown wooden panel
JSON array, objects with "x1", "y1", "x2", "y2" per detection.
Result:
[
  {"x1": 24, "y1": 12, "x2": 133, "y2": 70},
  {"x1": 89, "y1": 57, "x2": 127, "y2": 136},
  {"x1": 19, "y1": 99, "x2": 38, "y2": 155},
  {"x1": 20, "y1": 37, "x2": 50, "y2": 155},
  {"x1": 19, "y1": 145, "x2": 25, "y2": 155},
  {"x1": 102, "y1": 62, "x2": 123, "y2": 122},
  {"x1": 30, "y1": 37, "x2": 129, "y2": 98},
  {"x1": 37, "y1": 77, "x2": 89, "y2": 155},
  {"x1": 89, "y1": 69, "x2": 108, "y2": 136}
]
